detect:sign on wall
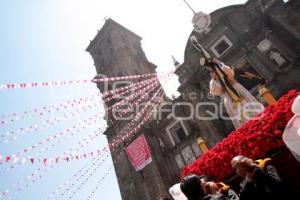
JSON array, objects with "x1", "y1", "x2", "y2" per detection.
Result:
[{"x1": 125, "y1": 134, "x2": 152, "y2": 171}]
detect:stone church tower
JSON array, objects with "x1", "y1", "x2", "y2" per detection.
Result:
[{"x1": 86, "y1": 19, "x2": 172, "y2": 200}]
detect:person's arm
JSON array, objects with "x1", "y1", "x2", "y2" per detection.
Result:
[
  {"x1": 221, "y1": 65, "x2": 235, "y2": 83},
  {"x1": 210, "y1": 79, "x2": 224, "y2": 96}
]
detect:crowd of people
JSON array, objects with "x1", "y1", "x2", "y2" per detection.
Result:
[{"x1": 178, "y1": 155, "x2": 292, "y2": 200}]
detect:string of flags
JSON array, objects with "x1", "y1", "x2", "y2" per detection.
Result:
[
  {"x1": 0, "y1": 113, "x2": 102, "y2": 165},
  {"x1": 0, "y1": 70, "x2": 171, "y2": 199},
  {"x1": 0, "y1": 71, "x2": 170, "y2": 126},
  {"x1": 0, "y1": 163, "x2": 56, "y2": 199},
  {"x1": 67, "y1": 127, "x2": 107, "y2": 155},
  {"x1": 0, "y1": 146, "x2": 109, "y2": 195},
  {"x1": 105, "y1": 81, "x2": 160, "y2": 125},
  {"x1": 0, "y1": 104, "x2": 162, "y2": 200},
  {"x1": 86, "y1": 166, "x2": 113, "y2": 200},
  {"x1": 63, "y1": 154, "x2": 110, "y2": 200},
  {"x1": 0, "y1": 87, "x2": 163, "y2": 168},
  {"x1": 0, "y1": 126, "x2": 107, "y2": 178},
  {"x1": 102, "y1": 76, "x2": 157, "y2": 98},
  {"x1": 0, "y1": 72, "x2": 162, "y2": 91},
  {"x1": 103, "y1": 78, "x2": 159, "y2": 103},
  {"x1": 0, "y1": 101, "x2": 102, "y2": 144},
  {"x1": 101, "y1": 71, "x2": 172, "y2": 99},
  {"x1": 0, "y1": 83, "x2": 163, "y2": 166},
  {"x1": 0, "y1": 71, "x2": 170, "y2": 128},
  {"x1": 49, "y1": 151, "x2": 116, "y2": 200},
  {"x1": 0, "y1": 94, "x2": 101, "y2": 126},
  {"x1": 107, "y1": 80, "x2": 159, "y2": 111},
  {"x1": 45, "y1": 157, "x2": 98, "y2": 200},
  {"x1": 110, "y1": 90, "x2": 164, "y2": 151},
  {"x1": 116, "y1": 85, "x2": 161, "y2": 118}
]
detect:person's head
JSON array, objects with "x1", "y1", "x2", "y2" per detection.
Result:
[
  {"x1": 231, "y1": 155, "x2": 256, "y2": 179},
  {"x1": 180, "y1": 174, "x2": 205, "y2": 200},
  {"x1": 198, "y1": 175, "x2": 208, "y2": 185},
  {"x1": 198, "y1": 175, "x2": 220, "y2": 195}
]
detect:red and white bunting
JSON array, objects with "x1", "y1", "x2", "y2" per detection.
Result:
[
  {"x1": 102, "y1": 76, "x2": 157, "y2": 98},
  {"x1": 67, "y1": 127, "x2": 106, "y2": 155},
  {"x1": 86, "y1": 166, "x2": 113, "y2": 200},
  {"x1": 0, "y1": 72, "x2": 173, "y2": 126},
  {"x1": 103, "y1": 78, "x2": 159, "y2": 103},
  {"x1": 64, "y1": 154, "x2": 110, "y2": 200},
  {"x1": 108, "y1": 93, "x2": 163, "y2": 153},
  {"x1": 45, "y1": 157, "x2": 98, "y2": 200},
  {"x1": 0, "y1": 94, "x2": 101, "y2": 126},
  {"x1": 0, "y1": 101, "x2": 102, "y2": 144},
  {"x1": 0, "y1": 95, "x2": 163, "y2": 199},
  {"x1": 0, "y1": 72, "x2": 165, "y2": 91},
  {"x1": 0, "y1": 126, "x2": 107, "y2": 178},
  {"x1": 0, "y1": 86, "x2": 161, "y2": 167},
  {"x1": 1, "y1": 151, "x2": 109, "y2": 199},
  {"x1": 107, "y1": 81, "x2": 159, "y2": 111},
  {"x1": 116, "y1": 85, "x2": 161, "y2": 118},
  {"x1": 92, "y1": 72, "x2": 157, "y2": 83},
  {"x1": 0, "y1": 92, "x2": 163, "y2": 168},
  {"x1": 0, "y1": 113, "x2": 102, "y2": 165}
]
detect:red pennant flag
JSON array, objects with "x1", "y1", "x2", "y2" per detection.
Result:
[
  {"x1": 5, "y1": 156, "x2": 11, "y2": 162},
  {"x1": 42, "y1": 82, "x2": 48, "y2": 86},
  {"x1": 30, "y1": 158, "x2": 34, "y2": 164},
  {"x1": 66, "y1": 157, "x2": 69, "y2": 162},
  {"x1": 20, "y1": 83, "x2": 27, "y2": 88},
  {"x1": 43, "y1": 159, "x2": 47, "y2": 165},
  {"x1": 7, "y1": 84, "x2": 15, "y2": 89}
]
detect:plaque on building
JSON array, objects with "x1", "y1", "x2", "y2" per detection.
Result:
[{"x1": 125, "y1": 134, "x2": 152, "y2": 171}]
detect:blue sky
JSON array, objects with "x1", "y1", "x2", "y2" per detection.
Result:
[{"x1": 0, "y1": 0, "x2": 246, "y2": 199}]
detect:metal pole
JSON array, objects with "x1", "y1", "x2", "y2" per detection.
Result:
[{"x1": 182, "y1": 0, "x2": 196, "y2": 14}]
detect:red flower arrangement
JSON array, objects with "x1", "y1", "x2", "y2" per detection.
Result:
[{"x1": 181, "y1": 90, "x2": 299, "y2": 181}]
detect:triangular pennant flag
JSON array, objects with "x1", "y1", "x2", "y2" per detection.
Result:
[
  {"x1": 30, "y1": 158, "x2": 34, "y2": 164},
  {"x1": 5, "y1": 156, "x2": 11, "y2": 162}
]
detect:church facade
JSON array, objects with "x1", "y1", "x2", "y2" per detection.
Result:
[{"x1": 86, "y1": 0, "x2": 300, "y2": 199}]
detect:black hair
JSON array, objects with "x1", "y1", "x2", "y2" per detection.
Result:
[{"x1": 180, "y1": 174, "x2": 205, "y2": 200}]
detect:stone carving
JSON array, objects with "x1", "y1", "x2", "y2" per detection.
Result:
[
  {"x1": 257, "y1": 39, "x2": 272, "y2": 53},
  {"x1": 192, "y1": 12, "x2": 211, "y2": 34},
  {"x1": 268, "y1": 50, "x2": 286, "y2": 66}
]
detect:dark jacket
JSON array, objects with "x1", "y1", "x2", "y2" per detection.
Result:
[{"x1": 240, "y1": 167, "x2": 288, "y2": 200}]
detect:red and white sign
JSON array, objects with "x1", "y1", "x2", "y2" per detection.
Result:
[{"x1": 125, "y1": 134, "x2": 152, "y2": 171}]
